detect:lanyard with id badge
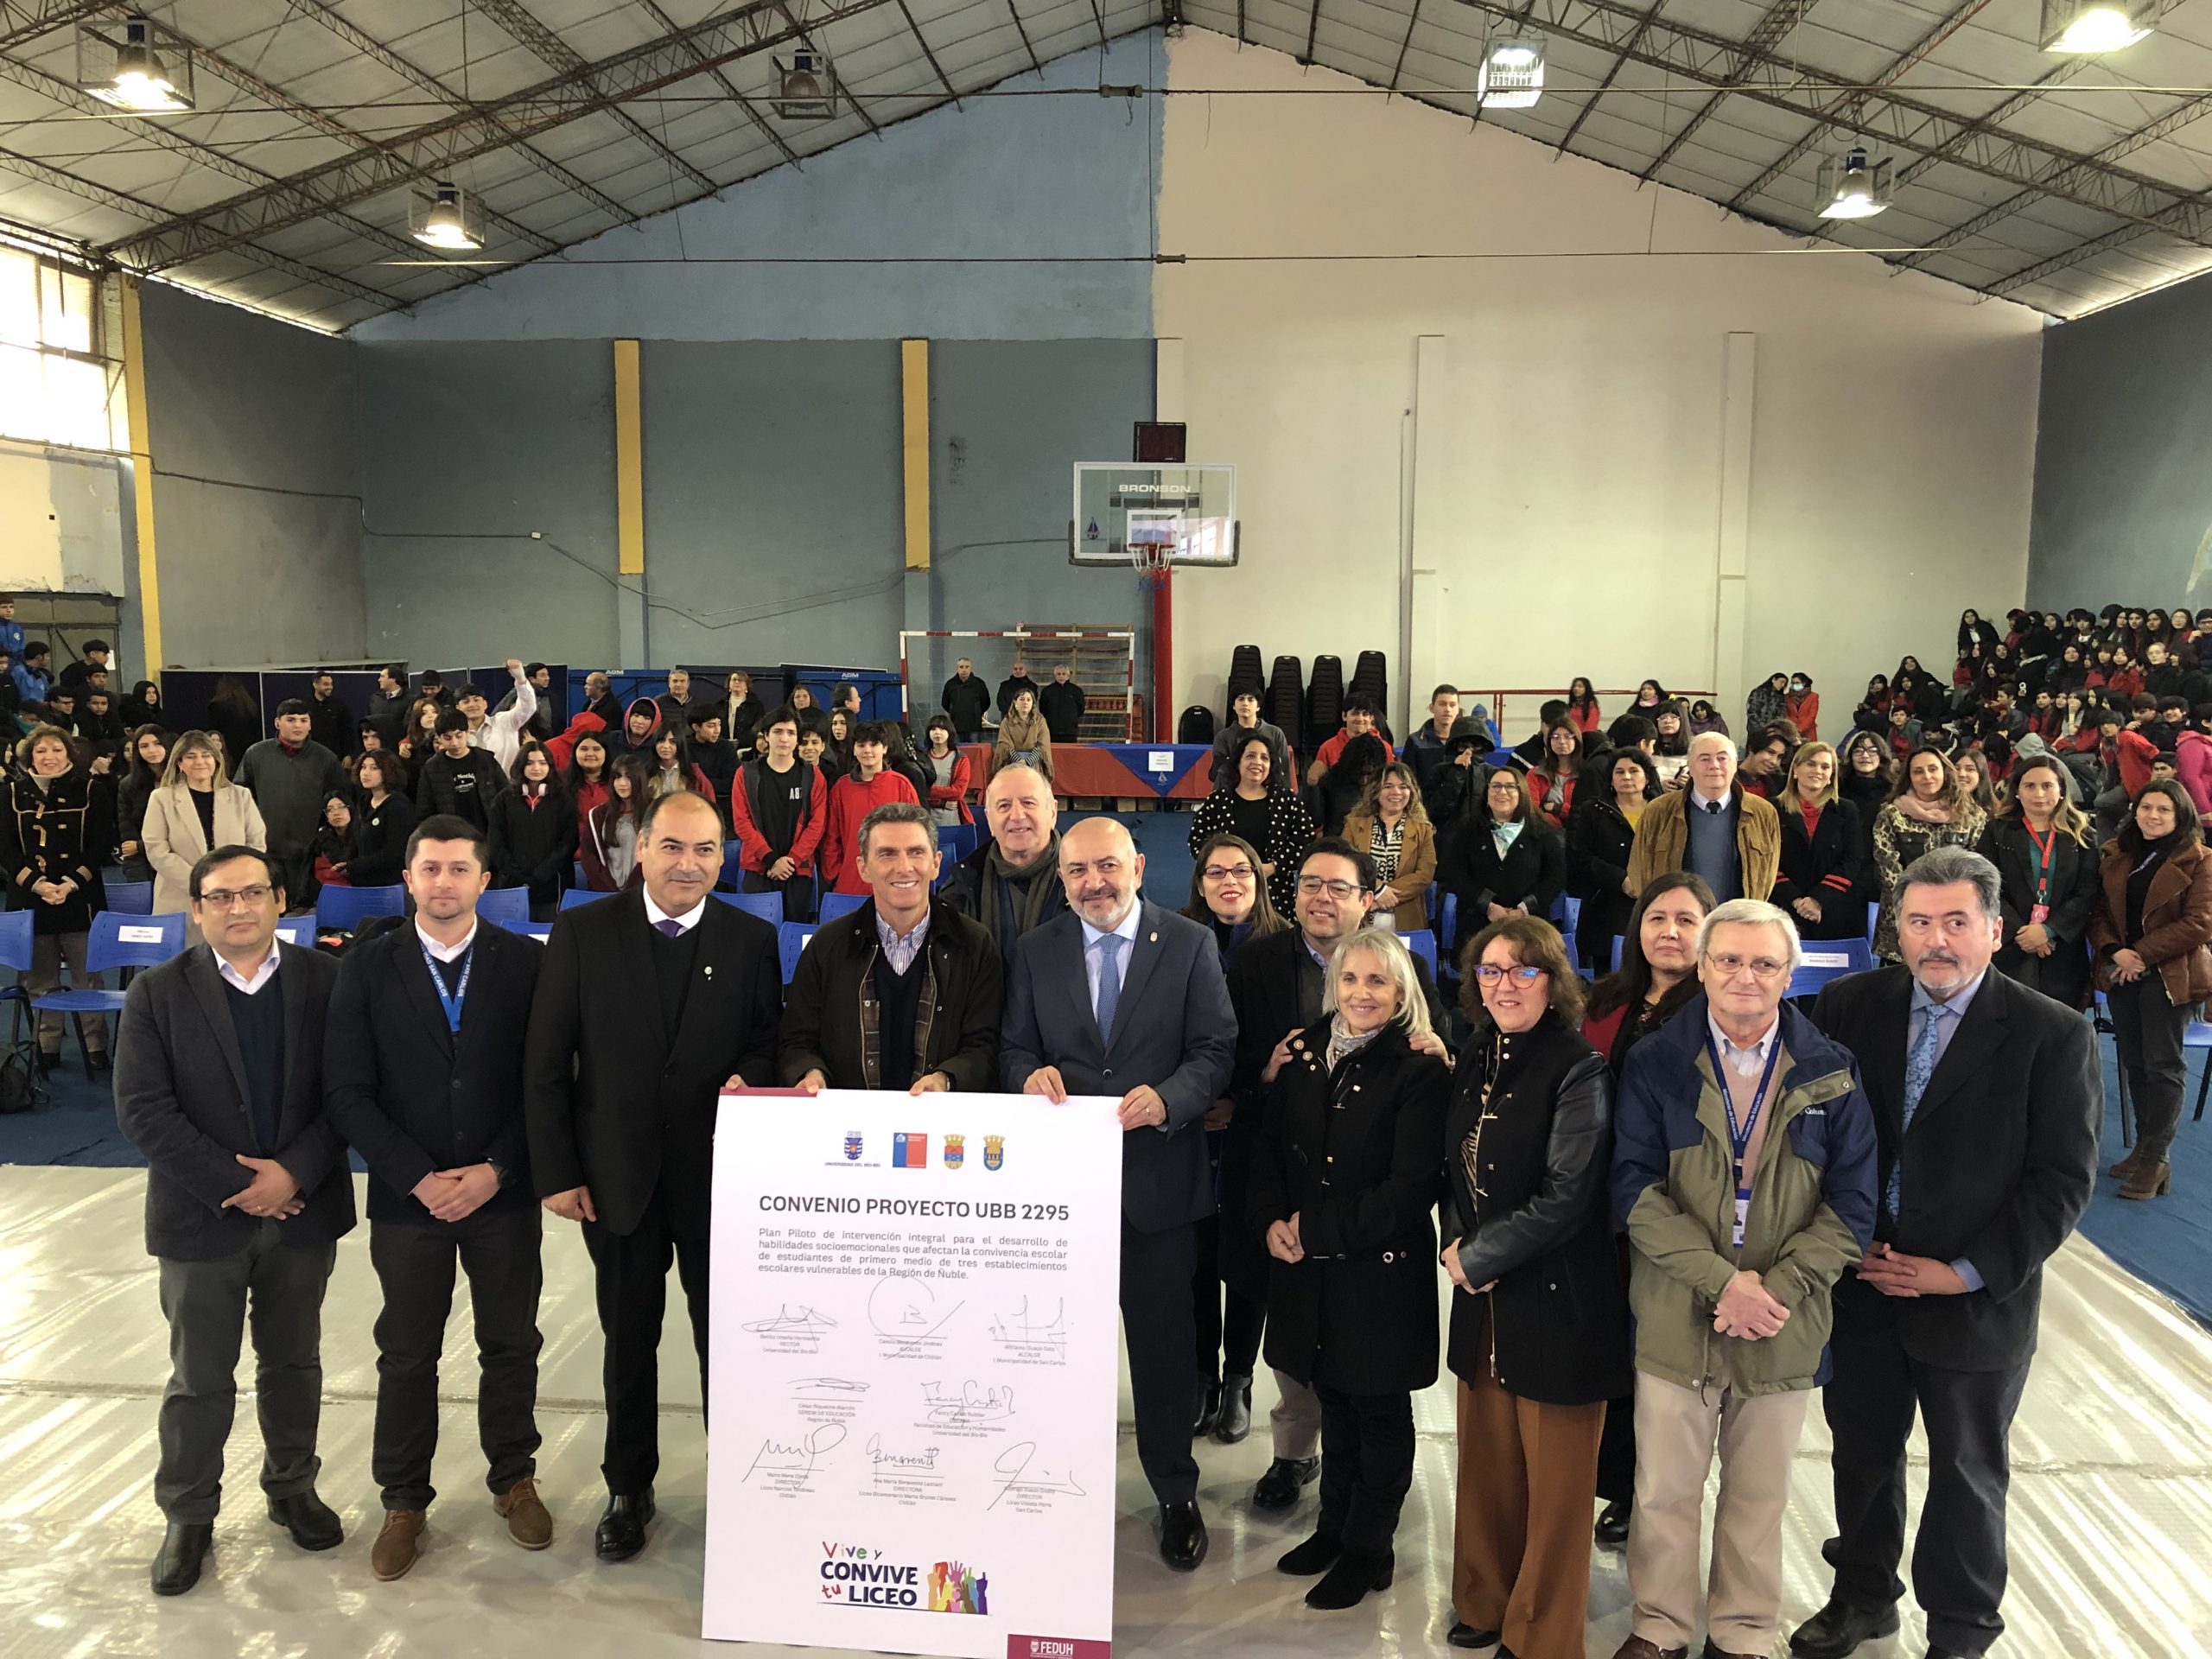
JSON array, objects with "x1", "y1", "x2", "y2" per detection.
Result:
[
  {"x1": 2024, "y1": 823, "x2": 2058, "y2": 926},
  {"x1": 1709, "y1": 1035, "x2": 1783, "y2": 1251},
  {"x1": 420, "y1": 938, "x2": 472, "y2": 1033}
]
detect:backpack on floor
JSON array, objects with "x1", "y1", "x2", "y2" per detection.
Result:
[{"x1": 0, "y1": 1041, "x2": 46, "y2": 1116}]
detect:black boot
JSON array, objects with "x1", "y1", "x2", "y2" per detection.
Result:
[
  {"x1": 1304, "y1": 1548, "x2": 1391, "y2": 1610},
  {"x1": 1594, "y1": 1497, "x2": 1630, "y2": 1547},
  {"x1": 1252, "y1": 1456, "x2": 1320, "y2": 1510},
  {"x1": 150, "y1": 1521, "x2": 212, "y2": 1596},
  {"x1": 1212, "y1": 1373, "x2": 1253, "y2": 1443},
  {"x1": 1275, "y1": 1532, "x2": 1341, "y2": 1575},
  {"x1": 1788, "y1": 1596, "x2": 1901, "y2": 1657},
  {"x1": 595, "y1": 1488, "x2": 656, "y2": 1561},
  {"x1": 1192, "y1": 1379, "x2": 1224, "y2": 1438},
  {"x1": 266, "y1": 1490, "x2": 343, "y2": 1551},
  {"x1": 1446, "y1": 1624, "x2": 1502, "y2": 1649}
]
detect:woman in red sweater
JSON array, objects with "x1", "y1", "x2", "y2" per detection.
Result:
[
  {"x1": 1565, "y1": 676, "x2": 1603, "y2": 734},
  {"x1": 819, "y1": 720, "x2": 922, "y2": 893}
]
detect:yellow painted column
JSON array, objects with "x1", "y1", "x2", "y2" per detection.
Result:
[
  {"x1": 117, "y1": 276, "x2": 162, "y2": 668},
  {"x1": 901, "y1": 338, "x2": 931, "y2": 571},
  {"x1": 614, "y1": 338, "x2": 644, "y2": 577}
]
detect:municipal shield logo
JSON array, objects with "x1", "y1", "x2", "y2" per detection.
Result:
[
  {"x1": 944, "y1": 1135, "x2": 965, "y2": 1169},
  {"x1": 982, "y1": 1135, "x2": 1004, "y2": 1171}
]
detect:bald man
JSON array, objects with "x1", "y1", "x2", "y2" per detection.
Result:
[
  {"x1": 1627, "y1": 732, "x2": 1782, "y2": 903},
  {"x1": 1001, "y1": 817, "x2": 1236, "y2": 1572}
]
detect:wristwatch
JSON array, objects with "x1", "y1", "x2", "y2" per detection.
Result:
[{"x1": 486, "y1": 1159, "x2": 513, "y2": 1189}]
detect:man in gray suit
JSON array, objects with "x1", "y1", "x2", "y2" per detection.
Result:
[
  {"x1": 113, "y1": 845, "x2": 354, "y2": 1597},
  {"x1": 1001, "y1": 817, "x2": 1236, "y2": 1572}
]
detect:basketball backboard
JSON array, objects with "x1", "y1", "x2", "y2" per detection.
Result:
[{"x1": 1071, "y1": 462, "x2": 1238, "y2": 567}]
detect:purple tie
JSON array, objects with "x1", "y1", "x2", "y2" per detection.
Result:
[{"x1": 655, "y1": 919, "x2": 683, "y2": 939}]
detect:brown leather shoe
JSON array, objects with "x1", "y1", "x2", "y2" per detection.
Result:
[
  {"x1": 1609, "y1": 1638, "x2": 1689, "y2": 1659},
  {"x1": 2118, "y1": 1160, "x2": 2172, "y2": 1200},
  {"x1": 371, "y1": 1510, "x2": 423, "y2": 1581},
  {"x1": 494, "y1": 1476, "x2": 552, "y2": 1549}
]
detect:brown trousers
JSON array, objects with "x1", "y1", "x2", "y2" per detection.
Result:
[{"x1": 1452, "y1": 1363, "x2": 1606, "y2": 1659}]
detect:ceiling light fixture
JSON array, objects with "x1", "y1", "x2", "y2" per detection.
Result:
[
  {"x1": 773, "y1": 51, "x2": 837, "y2": 122},
  {"x1": 410, "y1": 181, "x2": 484, "y2": 251},
  {"x1": 80, "y1": 15, "x2": 193, "y2": 113},
  {"x1": 2040, "y1": 0, "x2": 2161, "y2": 51},
  {"x1": 1815, "y1": 145, "x2": 1892, "y2": 219},
  {"x1": 1477, "y1": 35, "x2": 1545, "y2": 110}
]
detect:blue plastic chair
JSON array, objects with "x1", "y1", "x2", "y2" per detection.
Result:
[
  {"x1": 34, "y1": 910, "x2": 187, "y2": 1069},
  {"x1": 818, "y1": 892, "x2": 865, "y2": 924},
  {"x1": 315, "y1": 883, "x2": 406, "y2": 932},
  {"x1": 715, "y1": 890, "x2": 783, "y2": 925},
  {"x1": 572, "y1": 860, "x2": 587, "y2": 890},
  {"x1": 778, "y1": 920, "x2": 819, "y2": 982},
  {"x1": 560, "y1": 887, "x2": 610, "y2": 912},
  {"x1": 1866, "y1": 900, "x2": 1880, "y2": 942},
  {"x1": 515, "y1": 920, "x2": 554, "y2": 943},
  {"x1": 1401, "y1": 927, "x2": 1439, "y2": 981},
  {"x1": 719, "y1": 841, "x2": 747, "y2": 891},
  {"x1": 1611, "y1": 936, "x2": 1624, "y2": 972},
  {"x1": 1786, "y1": 938, "x2": 1876, "y2": 1000},
  {"x1": 274, "y1": 914, "x2": 318, "y2": 947},
  {"x1": 105, "y1": 879, "x2": 154, "y2": 915},
  {"x1": 1439, "y1": 893, "x2": 1459, "y2": 956},
  {"x1": 477, "y1": 886, "x2": 532, "y2": 926},
  {"x1": 1556, "y1": 893, "x2": 1580, "y2": 931},
  {"x1": 0, "y1": 907, "x2": 33, "y2": 1040},
  {"x1": 2185, "y1": 1020, "x2": 2212, "y2": 1123},
  {"x1": 940, "y1": 823, "x2": 978, "y2": 865}
]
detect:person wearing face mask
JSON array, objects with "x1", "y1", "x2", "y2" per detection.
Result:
[
  {"x1": 1770, "y1": 742, "x2": 1864, "y2": 942},
  {"x1": 142, "y1": 731, "x2": 267, "y2": 943},
  {"x1": 1783, "y1": 674, "x2": 1819, "y2": 742},
  {"x1": 0, "y1": 724, "x2": 116, "y2": 1071},
  {"x1": 1872, "y1": 747, "x2": 1987, "y2": 962},
  {"x1": 2091, "y1": 780, "x2": 2212, "y2": 1203},
  {"x1": 1979, "y1": 756, "x2": 2097, "y2": 1011},
  {"x1": 1627, "y1": 733, "x2": 1782, "y2": 906}
]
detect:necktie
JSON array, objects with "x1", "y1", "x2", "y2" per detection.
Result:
[
  {"x1": 1094, "y1": 933, "x2": 1124, "y2": 1046},
  {"x1": 655, "y1": 918, "x2": 683, "y2": 939},
  {"x1": 1890, "y1": 1001, "x2": 1951, "y2": 1215},
  {"x1": 1707, "y1": 799, "x2": 1726, "y2": 815}
]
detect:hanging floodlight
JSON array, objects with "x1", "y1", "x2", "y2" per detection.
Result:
[
  {"x1": 1477, "y1": 35, "x2": 1545, "y2": 110},
  {"x1": 772, "y1": 51, "x2": 837, "y2": 121},
  {"x1": 409, "y1": 181, "x2": 485, "y2": 251},
  {"x1": 2040, "y1": 0, "x2": 2160, "y2": 51},
  {"x1": 1815, "y1": 146, "x2": 1892, "y2": 219},
  {"x1": 79, "y1": 14, "x2": 193, "y2": 113}
]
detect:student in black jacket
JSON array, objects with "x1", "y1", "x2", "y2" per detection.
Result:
[
  {"x1": 347, "y1": 752, "x2": 419, "y2": 889},
  {"x1": 415, "y1": 709, "x2": 505, "y2": 832},
  {"x1": 1565, "y1": 750, "x2": 1656, "y2": 973},
  {"x1": 323, "y1": 815, "x2": 550, "y2": 1580},
  {"x1": 685, "y1": 707, "x2": 740, "y2": 821},
  {"x1": 1437, "y1": 769, "x2": 1566, "y2": 957},
  {"x1": 488, "y1": 741, "x2": 579, "y2": 920}
]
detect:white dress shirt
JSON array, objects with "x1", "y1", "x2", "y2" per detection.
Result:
[
  {"x1": 645, "y1": 892, "x2": 706, "y2": 934},
  {"x1": 1080, "y1": 902, "x2": 1142, "y2": 1015},
  {"x1": 213, "y1": 940, "x2": 282, "y2": 996},
  {"x1": 416, "y1": 919, "x2": 479, "y2": 962}
]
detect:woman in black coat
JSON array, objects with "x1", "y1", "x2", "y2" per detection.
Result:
[
  {"x1": 0, "y1": 725, "x2": 115, "y2": 1071},
  {"x1": 1566, "y1": 749, "x2": 1658, "y2": 973},
  {"x1": 1438, "y1": 767, "x2": 1565, "y2": 957},
  {"x1": 486, "y1": 741, "x2": 579, "y2": 920},
  {"x1": 1249, "y1": 928, "x2": 1452, "y2": 1611},
  {"x1": 1770, "y1": 741, "x2": 1866, "y2": 940},
  {"x1": 344, "y1": 750, "x2": 417, "y2": 889},
  {"x1": 1979, "y1": 755, "x2": 2098, "y2": 1010},
  {"x1": 1440, "y1": 915, "x2": 1631, "y2": 1659}
]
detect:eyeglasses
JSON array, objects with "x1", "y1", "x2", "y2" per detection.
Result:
[
  {"x1": 199, "y1": 884, "x2": 273, "y2": 910},
  {"x1": 1704, "y1": 952, "x2": 1789, "y2": 982},
  {"x1": 1295, "y1": 876, "x2": 1362, "y2": 899},
  {"x1": 1202, "y1": 864, "x2": 1255, "y2": 882},
  {"x1": 1472, "y1": 964, "x2": 1546, "y2": 985}
]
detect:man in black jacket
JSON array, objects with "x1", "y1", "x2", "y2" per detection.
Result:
[
  {"x1": 780, "y1": 802, "x2": 1001, "y2": 1092},
  {"x1": 1039, "y1": 664, "x2": 1087, "y2": 743},
  {"x1": 325, "y1": 815, "x2": 549, "y2": 1581},
  {"x1": 524, "y1": 790, "x2": 782, "y2": 1563},
  {"x1": 687, "y1": 707, "x2": 741, "y2": 820},
  {"x1": 306, "y1": 671, "x2": 353, "y2": 757},
  {"x1": 415, "y1": 709, "x2": 505, "y2": 831},
  {"x1": 941, "y1": 657, "x2": 991, "y2": 742},
  {"x1": 942, "y1": 762, "x2": 1067, "y2": 960},
  {"x1": 995, "y1": 658, "x2": 1041, "y2": 719},
  {"x1": 112, "y1": 846, "x2": 353, "y2": 1597},
  {"x1": 1795, "y1": 848, "x2": 2100, "y2": 1659}
]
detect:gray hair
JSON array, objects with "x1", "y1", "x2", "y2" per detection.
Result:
[
  {"x1": 1897, "y1": 846, "x2": 2001, "y2": 922},
  {"x1": 1689, "y1": 731, "x2": 1738, "y2": 764},
  {"x1": 1695, "y1": 897, "x2": 1802, "y2": 978},
  {"x1": 1321, "y1": 927, "x2": 1436, "y2": 1046},
  {"x1": 857, "y1": 800, "x2": 937, "y2": 859}
]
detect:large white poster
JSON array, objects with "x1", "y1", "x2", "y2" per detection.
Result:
[{"x1": 704, "y1": 1090, "x2": 1124, "y2": 1659}]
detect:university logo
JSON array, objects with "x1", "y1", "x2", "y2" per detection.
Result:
[
  {"x1": 944, "y1": 1135, "x2": 965, "y2": 1169},
  {"x1": 843, "y1": 1132, "x2": 863, "y2": 1162},
  {"x1": 893, "y1": 1132, "x2": 930, "y2": 1169},
  {"x1": 982, "y1": 1135, "x2": 1004, "y2": 1171}
]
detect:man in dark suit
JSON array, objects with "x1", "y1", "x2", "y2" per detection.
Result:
[
  {"x1": 524, "y1": 789, "x2": 781, "y2": 1563},
  {"x1": 324, "y1": 814, "x2": 548, "y2": 1582},
  {"x1": 1224, "y1": 836, "x2": 1449, "y2": 1510},
  {"x1": 1796, "y1": 846, "x2": 2100, "y2": 1659},
  {"x1": 1001, "y1": 816, "x2": 1236, "y2": 1571},
  {"x1": 112, "y1": 845, "x2": 353, "y2": 1597}
]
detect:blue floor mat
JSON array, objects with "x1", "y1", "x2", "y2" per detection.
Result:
[{"x1": 2075, "y1": 1041, "x2": 2212, "y2": 1328}]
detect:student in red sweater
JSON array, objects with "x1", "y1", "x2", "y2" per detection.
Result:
[
  {"x1": 729, "y1": 706, "x2": 829, "y2": 918},
  {"x1": 1304, "y1": 699, "x2": 1396, "y2": 785},
  {"x1": 1566, "y1": 676, "x2": 1604, "y2": 734},
  {"x1": 819, "y1": 721, "x2": 921, "y2": 894}
]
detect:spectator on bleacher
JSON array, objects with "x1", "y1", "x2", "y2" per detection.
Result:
[
  {"x1": 607, "y1": 697, "x2": 662, "y2": 760},
  {"x1": 820, "y1": 723, "x2": 921, "y2": 897},
  {"x1": 1427, "y1": 723, "x2": 1491, "y2": 842},
  {"x1": 1184, "y1": 831, "x2": 1287, "y2": 965},
  {"x1": 653, "y1": 668, "x2": 692, "y2": 733},
  {"x1": 306, "y1": 793, "x2": 356, "y2": 901},
  {"x1": 1626, "y1": 732, "x2": 1781, "y2": 906},
  {"x1": 729, "y1": 707, "x2": 826, "y2": 921},
  {"x1": 351, "y1": 723, "x2": 397, "y2": 792},
  {"x1": 42, "y1": 683, "x2": 74, "y2": 737},
  {"x1": 454, "y1": 662, "x2": 538, "y2": 773},
  {"x1": 1784, "y1": 673, "x2": 1820, "y2": 741},
  {"x1": 487, "y1": 741, "x2": 578, "y2": 920},
  {"x1": 496, "y1": 662, "x2": 556, "y2": 741},
  {"x1": 786, "y1": 684, "x2": 829, "y2": 745},
  {"x1": 418, "y1": 669, "x2": 454, "y2": 707},
  {"x1": 1951, "y1": 746, "x2": 2000, "y2": 818},
  {"x1": 993, "y1": 687, "x2": 1054, "y2": 782},
  {"x1": 1685, "y1": 697, "x2": 1730, "y2": 741},
  {"x1": 1871, "y1": 747, "x2": 1987, "y2": 962},
  {"x1": 117, "y1": 726, "x2": 170, "y2": 881},
  {"x1": 0, "y1": 594, "x2": 20, "y2": 665},
  {"x1": 1406, "y1": 685, "x2": 1469, "y2": 804},
  {"x1": 1040, "y1": 664, "x2": 1087, "y2": 743},
  {"x1": 1343, "y1": 762, "x2": 1437, "y2": 934},
  {"x1": 1980, "y1": 755, "x2": 2096, "y2": 1012},
  {"x1": 0, "y1": 725, "x2": 112, "y2": 1071},
  {"x1": 10, "y1": 639, "x2": 51, "y2": 703},
  {"x1": 796, "y1": 729, "x2": 827, "y2": 772},
  {"x1": 943, "y1": 761, "x2": 1065, "y2": 958},
  {"x1": 1210, "y1": 689, "x2": 1293, "y2": 792},
  {"x1": 820, "y1": 709, "x2": 855, "y2": 785},
  {"x1": 995, "y1": 659, "x2": 1041, "y2": 720},
  {"x1": 1306, "y1": 698, "x2": 1395, "y2": 787},
  {"x1": 1605, "y1": 712, "x2": 1658, "y2": 761},
  {"x1": 1737, "y1": 723, "x2": 1794, "y2": 802},
  {"x1": 302, "y1": 671, "x2": 352, "y2": 758},
  {"x1": 0, "y1": 650, "x2": 19, "y2": 730},
  {"x1": 126, "y1": 676, "x2": 162, "y2": 729},
  {"x1": 363, "y1": 664, "x2": 410, "y2": 748},
  {"x1": 780, "y1": 801, "x2": 1001, "y2": 1097},
  {"x1": 396, "y1": 696, "x2": 442, "y2": 777},
  {"x1": 830, "y1": 683, "x2": 861, "y2": 722},
  {"x1": 687, "y1": 709, "x2": 739, "y2": 813},
  {"x1": 881, "y1": 721, "x2": 932, "y2": 805},
  {"x1": 1529, "y1": 717, "x2": 1587, "y2": 830},
  {"x1": 1568, "y1": 749, "x2": 1660, "y2": 975},
  {"x1": 647, "y1": 726, "x2": 715, "y2": 807},
  {"x1": 1315, "y1": 731, "x2": 1388, "y2": 839},
  {"x1": 940, "y1": 658, "x2": 992, "y2": 743},
  {"x1": 237, "y1": 701, "x2": 346, "y2": 907},
  {"x1": 1190, "y1": 733, "x2": 1319, "y2": 918},
  {"x1": 1439, "y1": 768, "x2": 1565, "y2": 957},
  {"x1": 581, "y1": 671, "x2": 622, "y2": 734},
  {"x1": 57, "y1": 638, "x2": 111, "y2": 696},
  {"x1": 414, "y1": 709, "x2": 505, "y2": 836},
  {"x1": 73, "y1": 684, "x2": 126, "y2": 766},
  {"x1": 1630, "y1": 680, "x2": 1668, "y2": 719},
  {"x1": 563, "y1": 733, "x2": 610, "y2": 822},
  {"x1": 344, "y1": 752, "x2": 416, "y2": 890},
  {"x1": 143, "y1": 733, "x2": 267, "y2": 936},
  {"x1": 1506, "y1": 699, "x2": 1570, "y2": 771},
  {"x1": 1770, "y1": 741, "x2": 1864, "y2": 943},
  {"x1": 1648, "y1": 701, "x2": 1692, "y2": 790},
  {"x1": 580, "y1": 755, "x2": 649, "y2": 893},
  {"x1": 1566, "y1": 676, "x2": 1603, "y2": 735},
  {"x1": 919, "y1": 717, "x2": 972, "y2": 827},
  {"x1": 720, "y1": 671, "x2": 765, "y2": 753}
]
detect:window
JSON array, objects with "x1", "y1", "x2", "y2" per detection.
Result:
[{"x1": 0, "y1": 247, "x2": 122, "y2": 452}]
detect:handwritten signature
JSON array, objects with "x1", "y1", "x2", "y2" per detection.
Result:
[
  {"x1": 987, "y1": 1296, "x2": 1067, "y2": 1345},
  {"x1": 743, "y1": 1421, "x2": 847, "y2": 1481},
  {"x1": 741, "y1": 1305, "x2": 838, "y2": 1335},
  {"x1": 920, "y1": 1379, "x2": 1016, "y2": 1425},
  {"x1": 989, "y1": 1440, "x2": 1087, "y2": 1510}
]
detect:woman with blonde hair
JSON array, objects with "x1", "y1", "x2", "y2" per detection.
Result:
[
  {"x1": 141, "y1": 729, "x2": 267, "y2": 936},
  {"x1": 1871, "y1": 745, "x2": 1986, "y2": 960},
  {"x1": 1771, "y1": 740, "x2": 1865, "y2": 940},
  {"x1": 1342, "y1": 761, "x2": 1437, "y2": 932}
]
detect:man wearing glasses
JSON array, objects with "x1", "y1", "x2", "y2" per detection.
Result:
[
  {"x1": 1606, "y1": 898, "x2": 1877, "y2": 1659},
  {"x1": 113, "y1": 846, "x2": 353, "y2": 1597}
]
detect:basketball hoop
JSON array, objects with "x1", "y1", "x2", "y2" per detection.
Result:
[{"x1": 1127, "y1": 509, "x2": 1179, "y2": 592}]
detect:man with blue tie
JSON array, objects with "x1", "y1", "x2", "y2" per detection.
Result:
[
  {"x1": 1001, "y1": 817, "x2": 1236, "y2": 1571},
  {"x1": 1799, "y1": 848, "x2": 2099, "y2": 1659}
]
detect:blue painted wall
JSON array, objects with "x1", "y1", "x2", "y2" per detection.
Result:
[{"x1": 353, "y1": 33, "x2": 1161, "y2": 345}]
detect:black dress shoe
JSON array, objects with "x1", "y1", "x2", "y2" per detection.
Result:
[
  {"x1": 1924, "y1": 1649, "x2": 1968, "y2": 1659},
  {"x1": 150, "y1": 1521, "x2": 212, "y2": 1596},
  {"x1": 34, "y1": 1051, "x2": 56, "y2": 1077},
  {"x1": 86, "y1": 1050, "x2": 111, "y2": 1073},
  {"x1": 1213, "y1": 1374, "x2": 1253, "y2": 1443},
  {"x1": 266, "y1": 1490, "x2": 343, "y2": 1551},
  {"x1": 1305, "y1": 1548, "x2": 1391, "y2": 1610},
  {"x1": 595, "y1": 1489, "x2": 655, "y2": 1561},
  {"x1": 1158, "y1": 1500, "x2": 1208, "y2": 1572},
  {"x1": 1594, "y1": 1497, "x2": 1630, "y2": 1547},
  {"x1": 1446, "y1": 1624, "x2": 1501, "y2": 1649},
  {"x1": 1251, "y1": 1455, "x2": 1320, "y2": 1510},
  {"x1": 1789, "y1": 1596, "x2": 1901, "y2": 1658},
  {"x1": 1275, "y1": 1532, "x2": 1342, "y2": 1575},
  {"x1": 1192, "y1": 1381, "x2": 1224, "y2": 1438}
]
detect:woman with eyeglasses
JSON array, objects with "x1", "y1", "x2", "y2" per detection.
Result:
[
  {"x1": 143, "y1": 729, "x2": 268, "y2": 941},
  {"x1": 1440, "y1": 915, "x2": 1630, "y2": 1659},
  {"x1": 1249, "y1": 928, "x2": 1452, "y2": 1610},
  {"x1": 1437, "y1": 766, "x2": 1566, "y2": 961}
]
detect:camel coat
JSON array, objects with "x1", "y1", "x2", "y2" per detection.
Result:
[
  {"x1": 1341, "y1": 809, "x2": 1439, "y2": 931},
  {"x1": 142, "y1": 783, "x2": 268, "y2": 939}
]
